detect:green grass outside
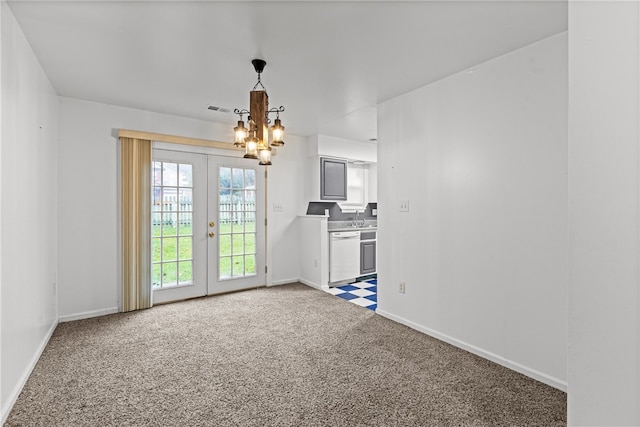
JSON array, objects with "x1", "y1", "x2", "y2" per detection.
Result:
[{"x1": 152, "y1": 222, "x2": 257, "y2": 286}]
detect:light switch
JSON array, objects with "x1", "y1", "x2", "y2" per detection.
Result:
[
  {"x1": 273, "y1": 203, "x2": 284, "y2": 212},
  {"x1": 399, "y1": 200, "x2": 410, "y2": 212}
]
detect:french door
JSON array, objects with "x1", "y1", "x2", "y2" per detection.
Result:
[{"x1": 151, "y1": 149, "x2": 265, "y2": 304}]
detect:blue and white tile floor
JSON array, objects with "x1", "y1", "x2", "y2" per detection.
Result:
[{"x1": 326, "y1": 279, "x2": 377, "y2": 311}]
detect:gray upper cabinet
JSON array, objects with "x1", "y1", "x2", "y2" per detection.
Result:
[{"x1": 320, "y1": 157, "x2": 347, "y2": 200}]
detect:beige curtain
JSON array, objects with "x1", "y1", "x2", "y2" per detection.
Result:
[{"x1": 120, "y1": 137, "x2": 152, "y2": 312}]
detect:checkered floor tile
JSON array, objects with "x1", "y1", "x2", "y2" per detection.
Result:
[{"x1": 326, "y1": 279, "x2": 377, "y2": 311}]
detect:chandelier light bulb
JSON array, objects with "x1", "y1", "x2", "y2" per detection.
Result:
[
  {"x1": 234, "y1": 120, "x2": 247, "y2": 147},
  {"x1": 244, "y1": 136, "x2": 259, "y2": 159},
  {"x1": 258, "y1": 147, "x2": 272, "y2": 166},
  {"x1": 271, "y1": 118, "x2": 285, "y2": 147}
]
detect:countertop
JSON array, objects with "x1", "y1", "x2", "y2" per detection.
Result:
[{"x1": 328, "y1": 221, "x2": 377, "y2": 233}]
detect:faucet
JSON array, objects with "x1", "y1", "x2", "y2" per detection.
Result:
[{"x1": 352, "y1": 210, "x2": 365, "y2": 227}]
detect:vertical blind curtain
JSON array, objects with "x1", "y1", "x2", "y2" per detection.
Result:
[{"x1": 120, "y1": 137, "x2": 152, "y2": 312}]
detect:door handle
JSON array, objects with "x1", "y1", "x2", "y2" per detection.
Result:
[
  {"x1": 209, "y1": 221, "x2": 215, "y2": 228},
  {"x1": 209, "y1": 232, "x2": 215, "y2": 238}
]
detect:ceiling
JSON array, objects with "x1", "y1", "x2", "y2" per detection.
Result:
[{"x1": 7, "y1": 1, "x2": 567, "y2": 143}]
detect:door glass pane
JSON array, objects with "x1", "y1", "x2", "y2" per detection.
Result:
[
  {"x1": 163, "y1": 237, "x2": 177, "y2": 261},
  {"x1": 153, "y1": 238, "x2": 162, "y2": 263},
  {"x1": 232, "y1": 234, "x2": 244, "y2": 254},
  {"x1": 219, "y1": 235, "x2": 231, "y2": 257},
  {"x1": 232, "y1": 168, "x2": 244, "y2": 189},
  {"x1": 220, "y1": 257, "x2": 232, "y2": 279},
  {"x1": 162, "y1": 216, "x2": 177, "y2": 236},
  {"x1": 245, "y1": 169, "x2": 256, "y2": 188},
  {"x1": 162, "y1": 163, "x2": 178, "y2": 186},
  {"x1": 178, "y1": 237, "x2": 192, "y2": 260},
  {"x1": 163, "y1": 263, "x2": 177, "y2": 287},
  {"x1": 178, "y1": 261, "x2": 192, "y2": 284},
  {"x1": 245, "y1": 255, "x2": 256, "y2": 274},
  {"x1": 219, "y1": 167, "x2": 231, "y2": 189},
  {"x1": 218, "y1": 165, "x2": 258, "y2": 280},
  {"x1": 245, "y1": 212, "x2": 256, "y2": 232},
  {"x1": 232, "y1": 212, "x2": 244, "y2": 233},
  {"x1": 152, "y1": 213, "x2": 162, "y2": 234},
  {"x1": 152, "y1": 263, "x2": 162, "y2": 288},
  {"x1": 179, "y1": 189, "x2": 192, "y2": 210},
  {"x1": 220, "y1": 201, "x2": 231, "y2": 212},
  {"x1": 179, "y1": 164, "x2": 192, "y2": 187},
  {"x1": 178, "y1": 213, "x2": 191, "y2": 234},
  {"x1": 244, "y1": 190, "x2": 256, "y2": 210},
  {"x1": 153, "y1": 160, "x2": 195, "y2": 289},
  {"x1": 219, "y1": 212, "x2": 231, "y2": 228},
  {"x1": 232, "y1": 256, "x2": 244, "y2": 276},
  {"x1": 245, "y1": 234, "x2": 255, "y2": 253}
]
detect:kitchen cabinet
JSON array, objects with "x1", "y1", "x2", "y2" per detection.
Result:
[
  {"x1": 320, "y1": 157, "x2": 347, "y2": 201},
  {"x1": 307, "y1": 155, "x2": 374, "y2": 209},
  {"x1": 360, "y1": 232, "x2": 376, "y2": 275}
]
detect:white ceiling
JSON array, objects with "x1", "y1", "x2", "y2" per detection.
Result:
[{"x1": 7, "y1": 1, "x2": 567, "y2": 143}]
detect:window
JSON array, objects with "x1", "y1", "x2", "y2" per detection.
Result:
[{"x1": 152, "y1": 161, "x2": 194, "y2": 288}]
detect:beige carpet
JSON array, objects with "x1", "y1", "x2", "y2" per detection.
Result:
[{"x1": 6, "y1": 283, "x2": 566, "y2": 426}]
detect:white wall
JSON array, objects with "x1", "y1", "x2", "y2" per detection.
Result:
[
  {"x1": 568, "y1": 2, "x2": 640, "y2": 425},
  {"x1": 368, "y1": 163, "x2": 377, "y2": 203},
  {"x1": 377, "y1": 33, "x2": 568, "y2": 389},
  {"x1": 58, "y1": 97, "x2": 303, "y2": 319},
  {"x1": 317, "y1": 135, "x2": 377, "y2": 163},
  {"x1": 1, "y1": 1, "x2": 59, "y2": 420},
  {"x1": 266, "y1": 135, "x2": 305, "y2": 285}
]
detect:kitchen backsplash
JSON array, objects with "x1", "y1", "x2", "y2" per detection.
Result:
[{"x1": 306, "y1": 202, "x2": 378, "y2": 221}]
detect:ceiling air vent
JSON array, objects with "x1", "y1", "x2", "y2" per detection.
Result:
[{"x1": 207, "y1": 105, "x2": 231, "y2": 113}]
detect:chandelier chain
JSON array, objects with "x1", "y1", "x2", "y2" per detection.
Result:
[{"x1": 252, "y1": 71, "x2": 266, "y2": 91}]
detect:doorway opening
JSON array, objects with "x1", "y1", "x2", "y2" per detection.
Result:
[{"x1": 151, "y1": 149, "x2": 265, "y2": 304}]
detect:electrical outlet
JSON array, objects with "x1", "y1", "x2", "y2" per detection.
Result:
[
  {"x1": 273, "y1": 203, "x2": 284, "y2": 212},
  {"x1": 399, "y1": 200, "x2": 410, "y2": 212},
  {"x1": 399, "y1": 281, "x2": 406, "y2": 293}
]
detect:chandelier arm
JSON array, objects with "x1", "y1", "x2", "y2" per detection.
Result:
[
  {"x1": 233, "y1": 108, "x2": 250, "y2": 116},
  {"x1": 266, "y1": 106, "x2": 285, "y2": 114},
  {"x1": 263, "y1": 107, "x2": 286, "y2": 124}
]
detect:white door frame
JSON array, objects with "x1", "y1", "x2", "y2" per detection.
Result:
[
  {"x1": 151, "y1": 149, "x2": 208, "y2": 304},
  {"x1": 207, "y1": 156, "x2": 266, "y2": 295},
  {"x1": 152, "y1": 145, "x2": 267, "y2": 304}
]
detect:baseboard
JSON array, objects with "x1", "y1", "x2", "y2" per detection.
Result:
[
  {"x1": 270, "y1": 278, "x2": 300, "y2": 286},
  {"x1": 58, "y1": 307, "x2": 119, "y2": 323},
  {"x1": 298, "y1": 278, "x2": 329, "y2": 291},
  {"x1": 376, "y1": 309, "x2": 568, "y2": 393},
  {"x1": 1, "y1": 319, "x2": 58, "y2": 425}
]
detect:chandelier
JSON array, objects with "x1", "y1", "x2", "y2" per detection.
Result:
[{"x1": 233, "y1": 59, "x2": 285, "y2": 166}]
